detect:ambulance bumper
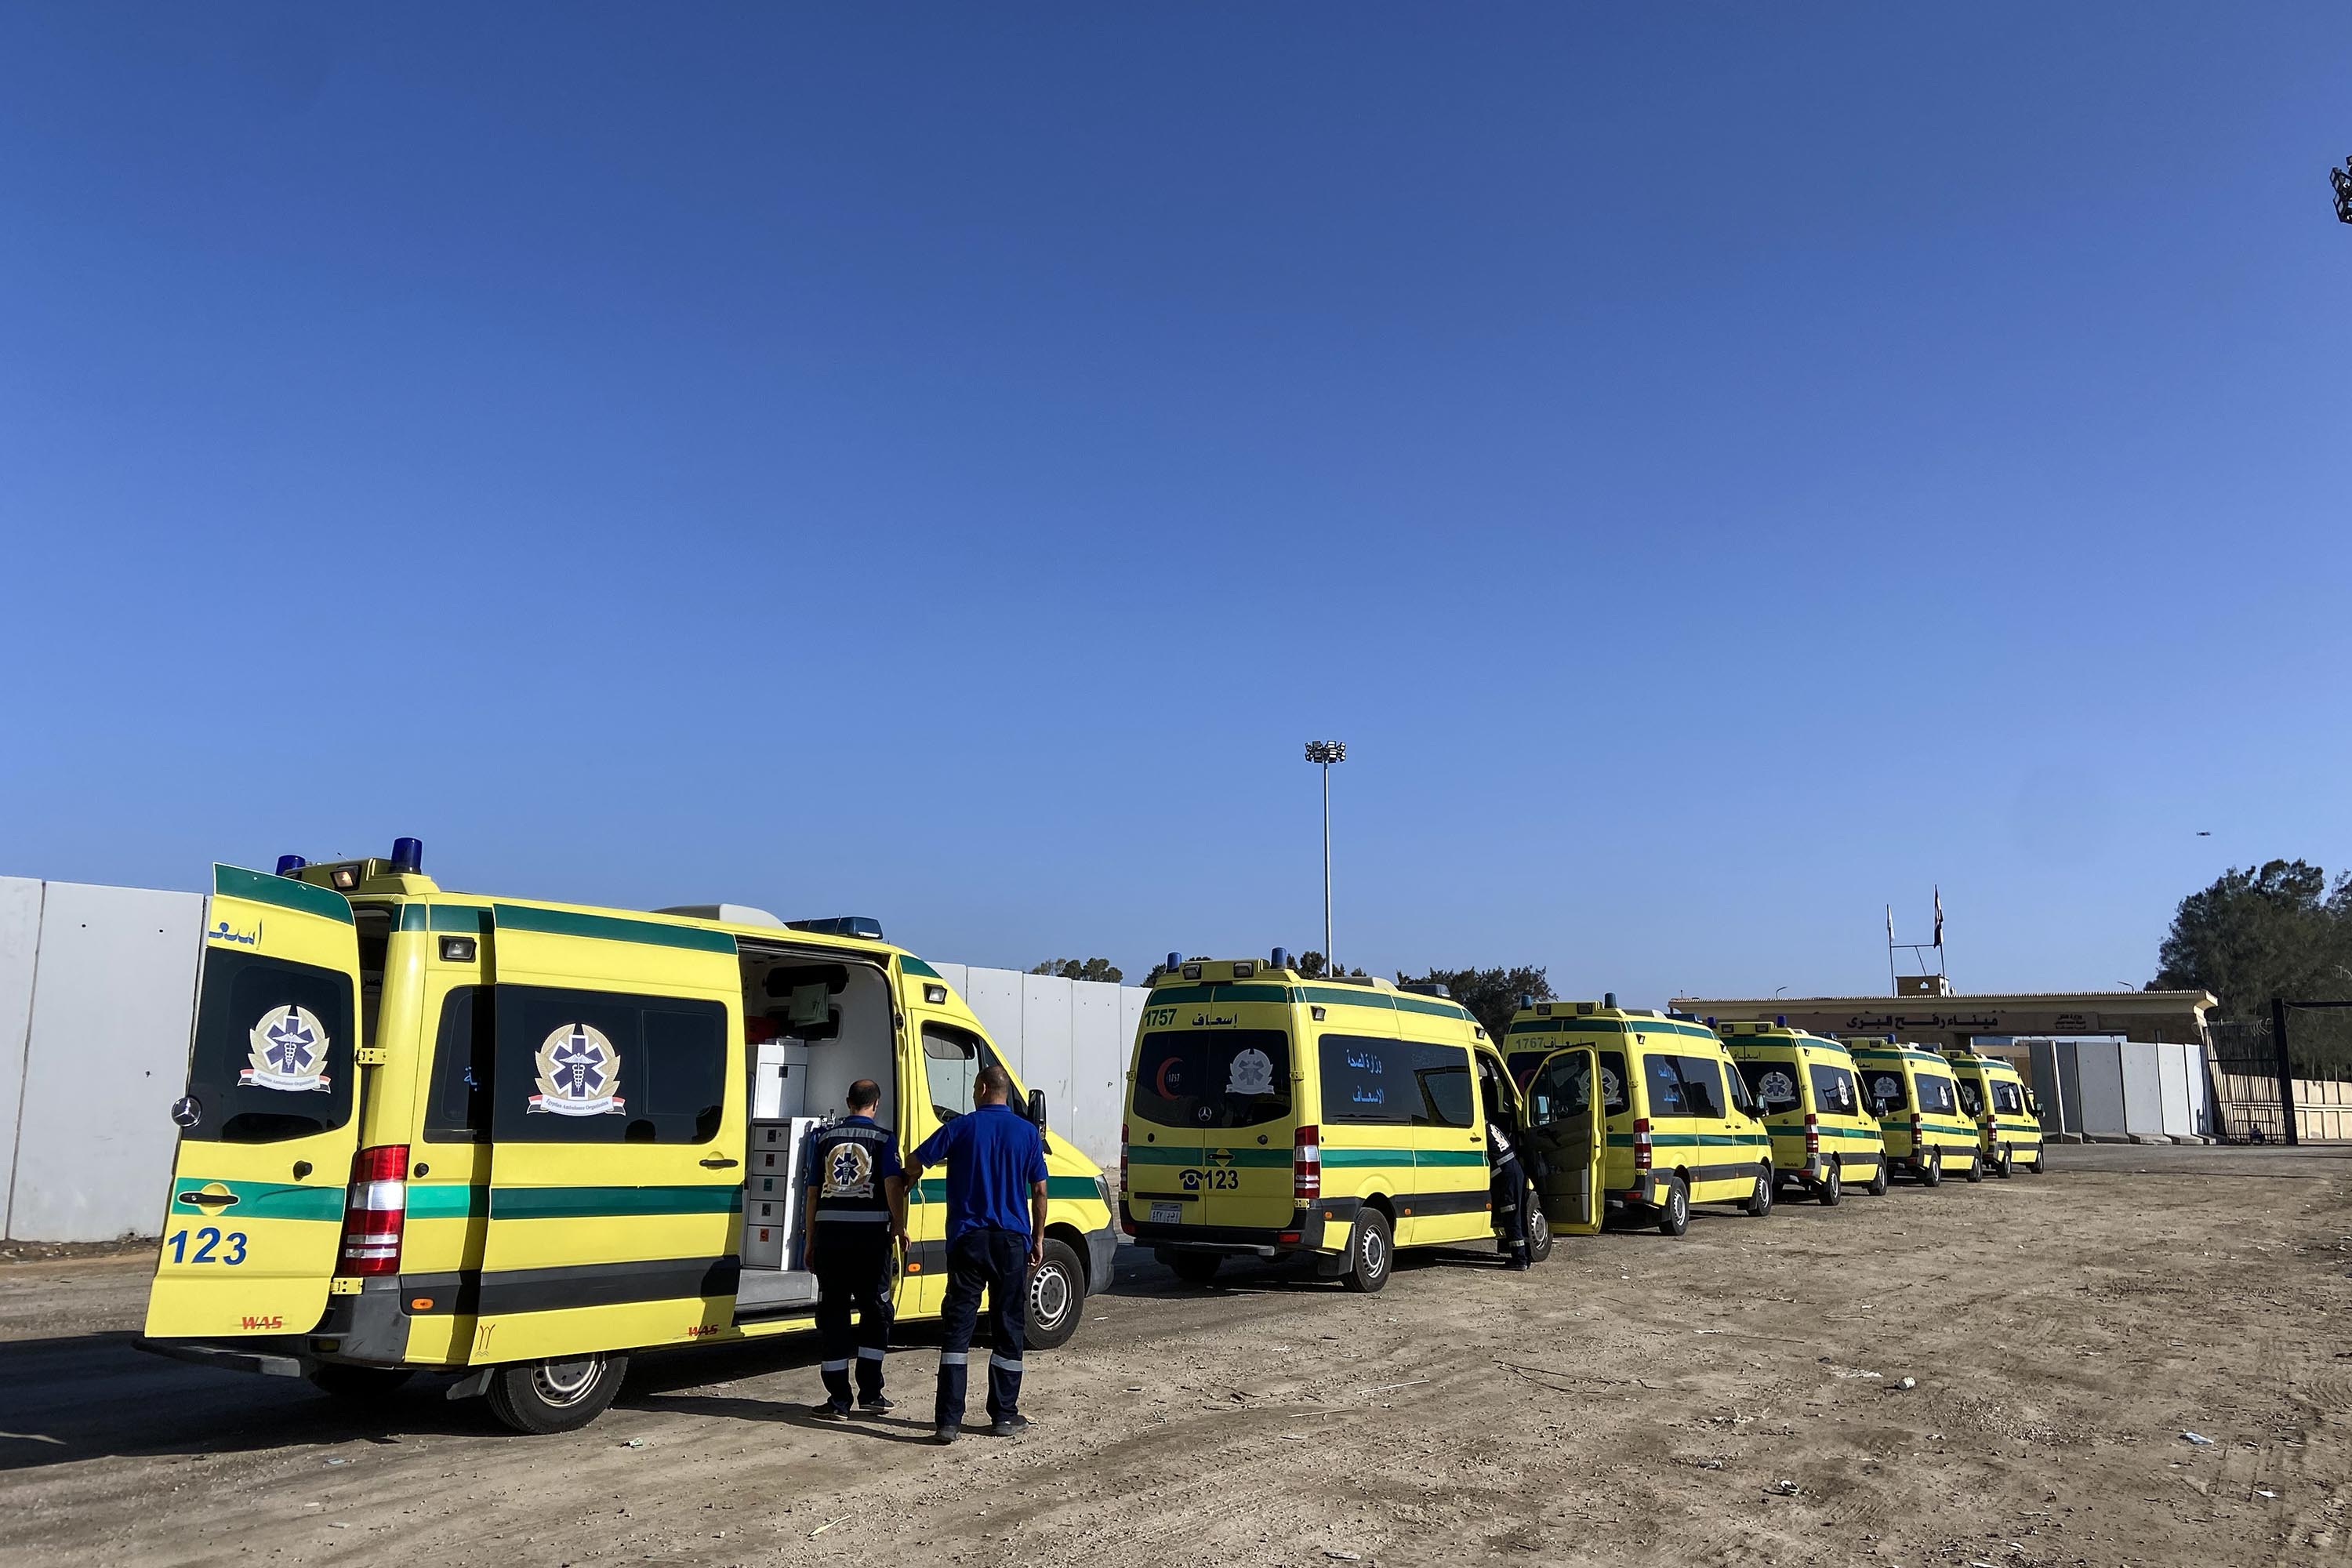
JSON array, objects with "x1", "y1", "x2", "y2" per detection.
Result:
[
  {"x1": 1084, "y1": 1223, "x2": 1119, "y2": 1288},
  {"x1": 135, "y1": 1338, "x2": 310, "y2": 1379}
]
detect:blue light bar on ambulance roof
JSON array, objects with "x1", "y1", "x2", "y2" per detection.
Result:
[
  {"x1": 275, "y1": 855, "x2": 307, "y2": 877},
  {"x1": 785, "y1": 916, "x2": 884, "y2": 940},
  {"x1": 390, "y1": 837, "x2": 424, "y2": 874}
]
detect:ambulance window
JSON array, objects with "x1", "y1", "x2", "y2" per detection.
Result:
[
  {"x1": 1991, "y1": 1080, "x2": 2025, "y2": 1116},
  {"x1": 1808, "y1": 1064, "x2": 1859, "y2": 1117},
  {"x1": 1736, "y1": 1059, "x2": 1801, "y2": 1115},
  {"x1": 922, "y1": 1024, "x2": 984, "y2": 1121},
  {"x1": 424, "y1": 985, "x2": 496, "y2": 1142},
  {"x1": 1319, "y1": 1035, "x2": 1406, "y2": 1125},
  {"x1": 180, "y1": 950, "x2": 356, "y2": 1142},
  {"x1": 1670, "y1": 1055, "x2": 1725, "y2": 1120},
  {"x1": 1508, "y1": 1051, "x2": 1549, "y2": 1091},
  {"x1": 1917, "y1": 1075, "x2": 1958, "y2": 1116},
  {"x1": 1597, "y1": 1051, "x2": 1629, "y2": 1115},
  {"x1": 491, "y1": 987, "x2": 729, "y2": 1145},
  {"x1": 1955, "y1": 1077, "x2": 1984, "y2": 1117},
  {"x1": 1524, "y1": 1054, "x2": 1590, "y2": 1123},
  {"x1": 1134, "y1": 1030, "x2": 1292, "y2": 1129},
  {"x1": 1864, "y1": 1069, "x2": 1907, "y2": 1113},
  {"x1": 1642, "y1": 1054, "x2": 1689, "y2": 1116},
  {"x1": 1411, "y1": 1044, "x2": 1475, "y2": 1130},
  {"x1": 1724, "y1": 1062, "x2": 1762, "y2": 1117}
]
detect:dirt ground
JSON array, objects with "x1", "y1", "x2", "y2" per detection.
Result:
[{"x1": 2, "y1": 1143, "x2": 2347, "y2": 1568}]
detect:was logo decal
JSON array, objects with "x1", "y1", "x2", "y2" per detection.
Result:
[
  {"x1": 241, "y1": 1005, "x2": 331, "y2": 1094},
  {"x1": 528, "y1": 1023, "x2": 626, "y2": 1116}
]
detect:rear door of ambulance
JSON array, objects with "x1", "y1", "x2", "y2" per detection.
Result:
[
  {"x1": 1520, "y1": 1046, "x2": 1605, "y2": 1236},
  {"x1": 470, "y1": 906, "x2": 744, "y2": 1364},
  {"x1": 146, "y1": 866, "x2": 369, "y2": 1341},
  {"x1": 1192, "y1": 991, "x2": 1303, "y2": 1236}
]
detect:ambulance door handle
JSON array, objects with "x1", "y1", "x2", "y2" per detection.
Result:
[{"x1": 700, "y1": 1155, "x2": 740, "y2": 1169}]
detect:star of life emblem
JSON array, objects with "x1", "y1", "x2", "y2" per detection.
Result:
[
  {"x1": 241, "y1": 1004, "x2": 332, "y2": 1093},
  {"x1": 1759, "y1": 1070, "x2": 1797, "y2": 1105},
  {"x1": 1226, "y1": 1047, "x2": 1276, "y2": 1096},
  {"x1": 528, "y1": 1023, "x2": 626, "y2": 1116},
  {"x1": 822, "y1": 1139, "x2": 875, "y2": 1199}
]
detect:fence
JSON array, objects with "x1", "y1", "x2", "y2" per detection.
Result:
[
  {"x1": 1, "y1": 873, "x2": 1142, "y2": 1243},
  {"x1": 2205, "y1": 1015, "x2": 2352, "y2": 1144}
]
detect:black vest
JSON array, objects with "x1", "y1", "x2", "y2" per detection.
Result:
[{"x1": 808, "y1": 1120, "x2": 895, "y2": 1224}]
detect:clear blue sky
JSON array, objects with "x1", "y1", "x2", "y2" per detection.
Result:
[{"x1": 3, "y1": 6, "x2": 2347, "y2": 1003}]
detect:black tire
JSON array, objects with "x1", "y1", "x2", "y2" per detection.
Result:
[
  {"x1": 1864, "y1": 1160, "x2": 1889, "y2": 1197},
  {"x1": 1341, "y1": 1208, "x2": 1392, "y2": 1293},
  {"x1": 308, "y1": 1364, "x2": 414, "y2": 1402},
  {"x1": 485, "y1": 1352, "x2": 628, "y2": 1435},
  {"x1": 1918, "y1": 1148, "x2": 1944, "y2": 1188},
  {"x1": 1026, "y1": 1237, "x2": 1086, "y2": 1348},
  {"x1": 1744, "y1": 1163, "x2": 1774, "y2": 1218},
  {"x1": 1162, "y1": 1250, "x2": 1221, "y2": 1287},
  {"x1": 1962, "y1": 1150, "x2": 1984, "y2": 1184},
  {"x1": 1993, "y1": 1144, "x2": 2014, "y2": 1179},
  {"x1": 1525, "y1": 1207, "x2": 1554, "y2": 1264},
  {"x1": 1818, "y1": 1160, "x2": 1843, "y2": 1207},
  {"x1": 1657, "y1": 1177, "x2": 1690, "y2": 1237},
  {"x1": 2024, "y1": 1148, "x2": 2045, "y2": 1174}
]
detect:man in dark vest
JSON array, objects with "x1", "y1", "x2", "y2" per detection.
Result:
[{"x1": 804, "y1": 1078, "x2": 908, "y2": 1417}]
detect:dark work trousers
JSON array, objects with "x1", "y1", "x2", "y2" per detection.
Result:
[
  {"x1": 811, "y1": 1225, "x2": 896, "y2": 1406},
  {"x1": 935, "y1": 1228, "x2": 1030, "y2": 1427},
  {"x1": 1490, "y1": 1154, "x2": 1531, "y2": 1265}
]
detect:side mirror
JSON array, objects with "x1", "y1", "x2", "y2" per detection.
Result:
[{"x1": 1028, "y1": 1089, "x2": 1048, "y2": 1132}]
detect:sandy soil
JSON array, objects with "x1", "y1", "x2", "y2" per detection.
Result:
[{"x1": 2, "y1": 1143, "x2": 2347, "y2": 1568}]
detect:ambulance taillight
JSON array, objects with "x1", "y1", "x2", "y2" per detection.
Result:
[
  {"x1": 1118, "y1": 1123, "x2": 1134, "y2": 1236},
  {"x1": 1909, "y1": 1111, "x2": 1924, "y2": 1156},
  {"x1": 339, "y1": 1145, "x2": 409, "y2": 1276},
  {"x1": 1632, "y1": 1117, "x2": 1653, "y2": 1174},
  {"x1": 1293, "y1": 1124, "x2": 1321, "y2": 1201},
  {"x1": 1803, "y1": 1111, "x2": 1820, "y2": 1157}
]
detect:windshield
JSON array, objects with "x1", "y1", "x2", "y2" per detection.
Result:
[{"x1": 1132, "y1": 1029, "x2": 1293, "y2": 1129}]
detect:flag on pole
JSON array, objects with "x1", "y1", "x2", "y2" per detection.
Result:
[
  {"x1": 1886, "y1": 904, "x2": 1894, "y2": 944},
  {"x1": 1933, "y1": 886, "x2": 1944, "y2": 948}
]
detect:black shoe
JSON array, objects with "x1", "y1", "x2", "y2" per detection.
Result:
[
  {"x1": 810, "y1": 1401, "x2": 852, "y2": 1421},
  {"x1": 932, "y1": 1424, "x2": 960, "y2": 1446},
  {"x1": 856, "y1": 1393, "x2": 895, "y2": 1414},
  {"x1": 1506, "y1": 1259, "x2": 1533, "y2": 1272},
  {"x1": 989, "y1": 1413, "x2": 1032, "y2": 1438}
]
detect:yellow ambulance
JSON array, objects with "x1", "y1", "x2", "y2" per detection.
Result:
[
  {"x1": 1843, "y1": 1038, "x2": 1983, "y2": 1185},
  {"x1": 139, "y1": 845, "x2": 1116, "y2": 1433},
  {"x1": 1944, "y1": 1050, "x2": 2046, "y2": 1177},
  {"x1": 1504, "y1": 998, "x2": 1775, "y2": 1235},
  {"x1": 1120, "y1": 953, "x2": 1593, "y2": 1290},
  {"x1": 1716, "y1": 1020, "x2": 1889, "y2": 1202}
]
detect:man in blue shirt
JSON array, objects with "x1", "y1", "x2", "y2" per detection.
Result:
[
  {"x1": 801, "y1": 1079, "x2": 909, "y2": 1418},
  {"x1": 902, "y1": 1062, "x2": 1048, "y2": 1444}
]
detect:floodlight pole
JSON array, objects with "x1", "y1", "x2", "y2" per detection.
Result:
[{"x1": 1305, "y1": 741, "x2": 1346, "y2": 974}]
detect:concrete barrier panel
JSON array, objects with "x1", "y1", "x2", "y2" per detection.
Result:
[
  {"x1": 2074, "y1": 1040, "x2": 2128, "y2": 1140},
  {"x1": 10, "y1": 881, "x2": 204, "y2": 1240},
  {"x1": 0, "y1": 877, "x2": 45, "y2": 1234},
  {"x1": 927, "y1": 961, "x2": 970, "y2": 1003},
  {"x1": 1069, "y1": 980, "x2": 1123, "y2": 1170},
  {"x1": 2157, "y1": 1045, "x2": 2195, "y2": 1141},
  {"x1": 1020, "y1": 975, "x2": 1074, "y2": 1140},
  {"x1": 961, "y1": 967, "x2": 1025, "y2": 1079},
  {"x1": 2118, "y1": 1042, "x2": 2164, "y2": 1139},
  {"x1": 2057, "y1": 1041, "x2": 2085, "y2": 1138},
  {"x1": 2024, "y1": 1040, "x2": 2066, "y2": 1137}
]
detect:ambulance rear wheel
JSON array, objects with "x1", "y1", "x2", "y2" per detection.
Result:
[
  {"x1": 308, "y1": 1365, "x2": 414, "y2": 1402},
  {"x1": 1918, "y1": 1149, "x2": 1944, "y2": 1188},
  {"x1": 1341, "y1": 1209, "x2": 1392, "y2": 1293},
  {"x1": 1656, "y1": 1177, "x2": 1690, "y2": 1237},
  {"x1": 1162, "y1": 1250, "x2": 1221, "y2": 1286},
  {"x1": 1026, "y1": 1237, "x2": 1086, "y2": 1348},
  {"x1": 486, "y1": 1352, "x2": 627, "y2": 1435},
  {"x1": 1744, "y1": 1164, "x2": 1774, "y2": 1218},
  {"x1": 1526, "y1": 1208, "x2": 1553, "y2": 1263},
  {"x1": 1993, "y1": 1144, "x2": 2014, "y2": 1178},
  {"x1": 1817, "y1": 1161, "x2": 1843, "y2": 1207},
  {"x1": 1864, "y1": 1163, "x2": 1889, "y2": 1197}
]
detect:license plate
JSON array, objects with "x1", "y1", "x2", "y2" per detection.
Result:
[{"x1": 1149, "y1": 1201, "x2": 1182, "y2": 1225}]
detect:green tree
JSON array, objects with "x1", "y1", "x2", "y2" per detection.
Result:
[
  {"x1": 2151, "y1": 859, "x2": 2352, "y2": 1017},
  {"x1": 1029, "y1": 957, "x2": 1124, "y2": 984},
  {"x1": 1396, "y1": 964, "x2": 1557, "y2": 1043},
  {"x1": 1292, "y1": 952, "x2": 1365, "y2": 981}
]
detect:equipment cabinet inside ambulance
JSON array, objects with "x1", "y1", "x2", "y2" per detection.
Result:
[
  {"x1": 140, "y1": 847, "x2": 1115, "y2": 1433},
  {"x1": 1504, "y1": 998, "x2": 1775, "y2": 1235},
  {"x1": 1944, "y1": 1050, "x2": 2045, "y2": 1177},
  {"x1": 1717, "y1": 1021, "x2": 1888, "y2": 1203},
  {"x1": 1120, "y1": 953, "x2": 1573, "y2": 1292},
  {"x1": 1842, "y1": 1039, "x2": 1983, "y2": 1186}
]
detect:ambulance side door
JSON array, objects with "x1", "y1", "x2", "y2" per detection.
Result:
[{"x1": 1519, "y1": 1047, "x2": 1604, "y2": 1236}]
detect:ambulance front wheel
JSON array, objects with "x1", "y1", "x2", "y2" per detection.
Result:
[
  {"x1": 1656, "y1": 1177, "x2": 1690, "y2": 1237},
  {"x1": 1817, "y1": 1160, "x2": 1843, "y2": 1207},
  {"x1": 1864, "y1": 1163, "x2": 1889, "y2": 1197},
  {"x1": 1962, "y1": 1152, "x2": 1984, "y2": 1184},
  {"x1": 1341, "y1": 1209, "x2": 1392, "y2": 1293},
  {"x1": 1026, "y1": 1238, "x2": 1085, "y2": 1350},
  {"x1": 486, "y1": 1352, "x2": 628, "y2": 1435}
]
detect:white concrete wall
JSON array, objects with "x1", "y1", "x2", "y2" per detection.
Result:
[
  {"x1": 4, "y1": 880, "x2": 207, "y2": 1240},
  {"x1": 2157, "y1": 1044, "x2": 2195, "y2": 1141},
  {"x1": 2074, "y1": 1040, "x2": 2129, "y2": 1139},
  {"x1": 0, "y1": 875, "x2": 1145, "y2": 1239},
  {"x1": 2118, "y1": 1042, "x2": 2165, "y2": 1140}
]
